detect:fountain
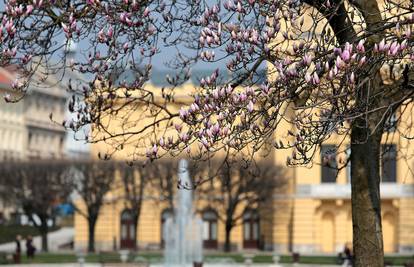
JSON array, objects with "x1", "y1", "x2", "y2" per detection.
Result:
[{"x1": 163, "y1": 159, "x2": 203, "y2": 267}]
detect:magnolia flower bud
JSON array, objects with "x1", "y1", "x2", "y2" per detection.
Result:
[
  {"x1": 305, "y1": 72, "x2": 312, "y2": 83},
  {"x1": 247, "y1": 101, "x2": 254, "y2": 112},
  {"x1": 349, "y1": 72, "x2": 355, "y2": 84},
  {"x1": 359, "y1": 56, "x2": 366, "y2": 66},
  {"x1": 175, "y1": 123, "x2": 182, "y2": 132},
  {"x1": 236, "y1": 1, "x2": 242, "y2": 12},
  {"x1": 388, "y1": 41, "x2": 399, "y2": 56},
  {"x1": 303, "y1": 54, "x2": 312, "y2": 66},
  {"x1": 344, "y1": 42, "x2": 352, "y2": 54},
  {"x1": 336, "y1": 56, "x2": 344, "y2": 69},
  {"x1": 212, "y1": 123, "x2": 220, "y2": 135},
  {"x1": 180, "y1": 132, "x2": 189, "y2": 142},
  {"x1": 201, "y1": 136, "x2": 209, "y2": 148},
  {"x1": 328, "y1": 69, "x2": 334, "y2": 80},
  {"x1": 25, "y1": 4, "x2": 33, "y2": 15},
  {"x1": 351, "y1": 53, "x2": 357, "y2": 62},
  {"x1": 219, "y1": 87, "x2": 226, "y2": 97},
  {"x1": 98, "y1": 29, "x2": 105, "y2": 42},
  {"x1": 356, "y1": 39, "x2": 365, "y2": 53},
  {"x1": 378, "y1": 39, "x2": 385, "y2": 52},
  {"x1": 312, "y1": 72, "x2": 320, "y2": 85},
  {"x1": 179, "y1": 107, "x2": 188, "y2": 119},
  {"x1": 341, "y1": 50, "x2": 350, "y2": 62},
  {"x1": 190, "y1": 103, "x2": 199, "y2": 111},
  {"x1": 168, "y1": 136, "x2": 174, "y2": 144},
  {"x1": 222, "y1": 126, "x2": 229, "y2": 136},
  {"x1": 107, "y1": 26, "x2": 113, "y2": 39},
  {"x1": 212, "y1": 89, "x2": 219, "y2": 99},
  {"x1": 152, "y1": 144, "x2": 158, "y2": 156},
  {"x1": 4, "y1": 93, "x2": 12, "y2": 102},
  {"x1": 324, "y1": 62, "x2": 330, "y2": 72},
  {"x1": 62, "y1": 23, "x2": 69, "y2": 33},
  {"x1": 239, "y1": 92, "x2": 247, "y2": 102},
  {"x1": 226, "y1": 85, "x2": 233, "y2": 94},
  {"x1": 143, "y1": 7, "x2": 150, "y2": 17}
]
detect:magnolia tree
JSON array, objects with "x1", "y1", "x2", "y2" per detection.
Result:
[{"x1": 1, "y1": 0, "x2": 414, "y2": 265}]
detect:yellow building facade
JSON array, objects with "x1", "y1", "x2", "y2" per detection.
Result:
[{"x1": 74, "y1": 81, "x2": 414, "y2": 255}]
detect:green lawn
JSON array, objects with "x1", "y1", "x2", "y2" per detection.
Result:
[
  {"x1": 0, "y1": 252, "x2": 412, "y2": 265},
  {"x1": 0, "y1": 225, "x2": 59, "y2": 245}
]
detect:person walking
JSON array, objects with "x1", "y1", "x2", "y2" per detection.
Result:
[
  {"x1": 13, "y1": 235, "x2": 21, "y2": 264},
  {"x1": 342, "y1": 243, "x2": 353, "y2": 267},
  {"x1": 26, "y1": 235, "x2": 36, "y2": 259}
]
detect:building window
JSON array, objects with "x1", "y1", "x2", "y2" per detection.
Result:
[
  {"x1": 120, "y1": 209, "x2": 135, "y2": 249},
  {"x1": 243, "y1": 209, "x2": 260, "y2": 249},
  {"x1": 321, "y1": 145, "x2": 337, "y2": 183},
  {"x1": 381, "y1": 145, "x2": 396, "y2": 183},
  {"x1": 202, "y1": 209, "x2": 218, "y2": 249}
]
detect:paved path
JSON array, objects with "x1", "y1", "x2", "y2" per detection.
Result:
[
  {"x1": 0, "y1": 264, "x2": 339, "y2": 267},
  {"x1": 3, "y1": 264, "x2": 100, "y2": 267},
  {"x1": 0, "y1": 264, "x2": 405, "y2": 267},
  {"x1": 0, "y1": 227, "x2": 74, "y2": 252}
]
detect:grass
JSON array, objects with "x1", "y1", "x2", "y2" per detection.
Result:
[
  {"x1": 0, "y1": 252, "x2": 412, "y2": 265},
  {"x1": 0, "y1": 225, "x2": 60, "y2": 245}
]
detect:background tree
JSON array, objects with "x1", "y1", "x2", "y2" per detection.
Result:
[
  {"x1": 200, "y1": 160, "x2": 284, "y2": 252},
  {"x1": 2, "y1": 0, "x2": 414, "y2": 265},
  {"x1": 148, "y1": 159, "x2": 218, "y2": 213},
  {"x1": 0, "y1": 160, "x2": 72, "y2": 252},
  {"x1": 148, "y1": 160, "x2": 178, "y2": 213},
  {"x1": 72, "y1": 160, "x2": 116, "y2": 253},
  {"x1": 119, "y1": 163, "x2": 148, "y2": 250}
]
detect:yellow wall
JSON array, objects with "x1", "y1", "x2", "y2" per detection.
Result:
[{"x1": 74, "y1": 80, "x2": 414, "y2": 254}]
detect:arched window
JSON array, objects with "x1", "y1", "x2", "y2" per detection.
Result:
[
  {"x1": 202, "y1": 209, "x2": 218, "y2": 249},
  {"x1": 120, "y1": 209, "x2": 135, "y2": 249},
  {"x1": 243, "y1": 209, "x2": 260, "y2": 249},
  {"x1": 160, "y1": 208, "x2": 173, "y2": 248}
]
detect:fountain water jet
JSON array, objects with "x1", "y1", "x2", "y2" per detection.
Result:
[{"x1": 163, "y1": 159, "x2": 203, "y2": 267}]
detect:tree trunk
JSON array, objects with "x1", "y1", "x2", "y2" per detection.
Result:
[
  {"x1": 88, "y1": 218, "x2": 97, "y2": 253},
  {"x1": 133, "y1": 213, "x2": 140, "y2": 251},
  {"x1": 40, "y1": 221, "x2": 48, "y2": 252},
  {"x1": 351, "y1": 122, "x2": 384, "y2": 267},
  {"x1": 224, "y1": 223, "x2": 232, "y2": 252}
]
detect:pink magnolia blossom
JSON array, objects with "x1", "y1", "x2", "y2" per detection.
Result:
[{"x1": 247, "y1": 100, "x2": 254, "y2": 112}]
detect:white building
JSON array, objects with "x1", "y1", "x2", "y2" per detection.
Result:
[{"x1": 0, "y1": 66, "x2": 90, "y2": 222}]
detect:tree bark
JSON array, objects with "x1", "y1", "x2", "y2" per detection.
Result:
[
  {"x1": 40, "y1": 221, "x2": 48, "y2": 252},
  {"x1": 88, "y1": 218, "x2": 97, "y2": 253},
  {"x1": 351, "y1": 120, "x2": 384, "y2": 267},
  {"x1": 132, "y1": 213, "x2": 140, "y2": 251}
]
